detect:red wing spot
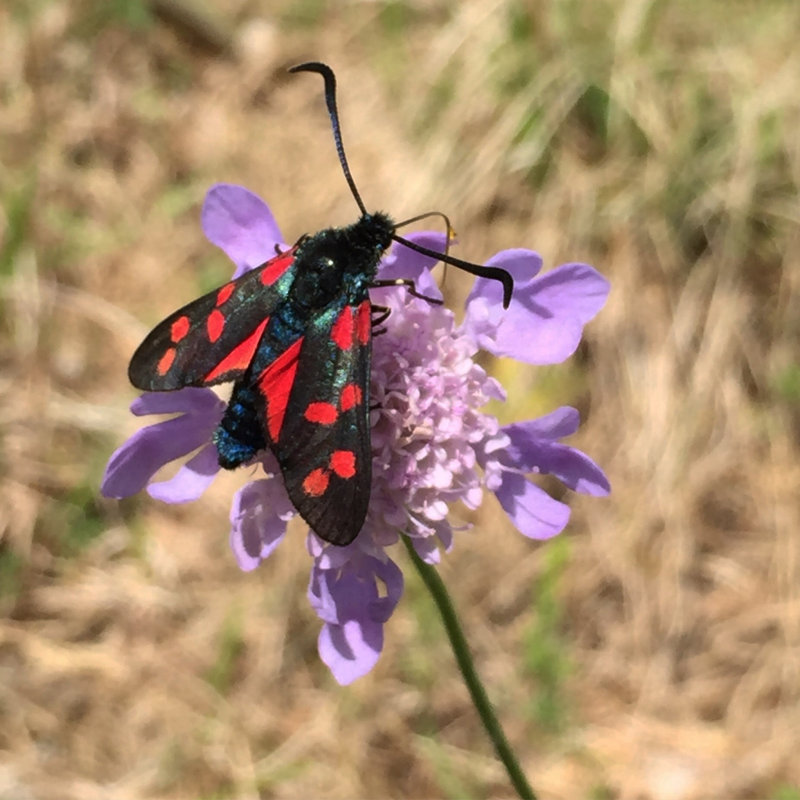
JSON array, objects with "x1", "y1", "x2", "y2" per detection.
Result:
[
  {"x1": 157, "y1": 347, "x2": 176, "y2": 376},
  {"x1": 340, "y1": 384, "x2": 362, "y2": 411},
  {"x1": 170, "y1": 315, "x2": 190, "y2": 343},
  {"x1": 207, "y1": 309, "x2": 225, "y2": 342},
  {"x1": 203, "y1": 318, "x2": 269, "y2": 383},
  {"x1": 356, "y1": 300, "x2": 371, "y2": 345},
  {"x1": 304, "y1": 401, "x2": 338, "y2": 425},
  {"x1": 258, "y1": 337, "x2": 303, "y2": 441},
  {"x1": 330, "y1": 450, "x2": 356, "y2": 479},
  {"x1": 331, "y1": 306, "x2": 354, "y2": 350},
  {"x1": 260, "y1": 251, "x2": 294, "y2": 285},
  {"x1": 216, "y1": 282, "x2": 235, "y2": 306},
  {"x1": 303, "y1": 468, "x2": 330, "y2": 497}
]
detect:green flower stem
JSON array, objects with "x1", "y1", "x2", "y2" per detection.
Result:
[{"x1": 402, "y1": 535, "x2": 537, "y2": 800}]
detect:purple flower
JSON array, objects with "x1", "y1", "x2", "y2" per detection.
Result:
[{"x1": 102, "y1": 183, "x2": 610, "y2": 684}]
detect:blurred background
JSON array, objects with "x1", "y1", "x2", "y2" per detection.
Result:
[{"x1": 1, "y1": 1, "x2": 799, "y2": 798}]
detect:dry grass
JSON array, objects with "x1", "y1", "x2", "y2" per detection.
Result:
[{"x1": 1, "y1": 1, "x2": 799, "y2": 798}]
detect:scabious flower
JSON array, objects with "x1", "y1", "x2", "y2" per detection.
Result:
[{"x1": 102, "y1": 184, "x2": 611, "y2": 684}]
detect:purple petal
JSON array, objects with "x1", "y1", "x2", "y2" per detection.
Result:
[
  {"x1": 532, "y1": 263, "x2": 611, "y2": 322},
  {"x1": 503, "y1": 413, "x2": 611, "y2": 496},
  {"x1": 411, "y1": 535, "x2": 441, "y2": 564},
  {"x1": 436, "y1": 521, "x2": 454, "y2": 552},
  {"x1": 201, "y1": 184, "x2": 284, "y2": 277},
  {"x1": 131, "y1": 387, "x2": 223, "y2": 417},
  {"x1": 229, "y1": 479, "x2": 294, "y2": 571},
  {"x1": 465, "y1": 255, "x2": 610, "y2": 365},
  {"x1": 318, "y1": 619, "x2": 383, "y2": 685},
  {"x1": 484, "y1": 248, "x2": 544, "y2": 281},
  {"x1": 307, "y1": 539, "x2": 362, "y2": 570},
  {"x1": 375, "y1": 231, "x2": 446, "y2": 301},
  {"x1": 506, "y1": 408, "x2": 580, "y2": 445},
  {"x1": 379, "y1": 231, "x2": 447, "y2": 280},
  {"x1": 464, "y1": 249, "x2": 543, "y2": 316},
  {"x1": 494, "y1": 471, "x2": 571, "y2": 539},
  {"x1": 537, "y1": 443, "x2": 610, "y2": 496},
  {"x1": 101, "y1": 411, "x2": 219, "y2": 499},
  {"x1": 308, "y1": 563, "x2": 340, "y2": 623},
  {"x1": 309, "y1": 556, "x2": 403, "y2": 625},
  {"x1": 369, "y1": 557, "x2": 404, "y2": 623},
  {"x1": 147, "y1": 443, "x2": 220, "y2": 503},
  {"x1": 311, "y1": 558, "x2": 391, "y2": 683}
]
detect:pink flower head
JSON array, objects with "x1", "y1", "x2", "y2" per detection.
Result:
[{"x1": 102, "y1": 184, "x2": 610, "y2": 684}]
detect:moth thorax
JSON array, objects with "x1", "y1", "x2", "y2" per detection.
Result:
[{"x1": 294, "y1": 255, "x2": 342, "y2": 307}]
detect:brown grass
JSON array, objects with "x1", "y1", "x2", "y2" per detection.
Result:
[{"x1": 1, "y1": 1, "x2": 799, "y2": 798}]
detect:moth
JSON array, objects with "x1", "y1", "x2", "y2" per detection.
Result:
[{"x1": 128, "y1": 62, "x2": 513, "y2": 546}]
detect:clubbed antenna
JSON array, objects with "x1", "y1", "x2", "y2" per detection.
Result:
[{"x1": 390, "y1": 234, "x2": 514, "y2": 308}]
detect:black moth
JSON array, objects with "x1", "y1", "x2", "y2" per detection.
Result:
[{"x1": 128, "y1": 62, "x2": 513, "y2": 546}]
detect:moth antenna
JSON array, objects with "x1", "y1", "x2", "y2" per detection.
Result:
[
  {"x1": 394, "y1": 209, "x2": 456, "y2": 272},
  {"x1": 394, "y1": 210, "x2": 455, "y2": 241},
  {"x1": 392, "y1": 234, "x2": 514, "y2": 309},
  {"x1": 289, "y1": 62, "x2": 368, "y2": 216},
  {"x1": 290, "y1": 62, "x2": 515, "y2": 308}
]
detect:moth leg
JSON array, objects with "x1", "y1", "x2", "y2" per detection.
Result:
[
  {"x1": 370, "y1": 304, "x2": 391, "y2": 327},
  {"x1": 368, "y1": 279, "x2": 444, "y2": 305}
]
